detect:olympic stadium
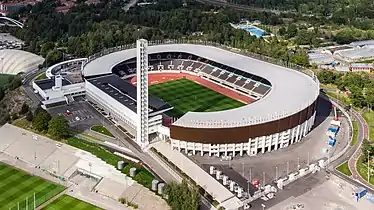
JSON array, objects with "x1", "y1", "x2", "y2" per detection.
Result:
[{"x1": 77, "y1": 41, "x2": 320, "y2": 157}]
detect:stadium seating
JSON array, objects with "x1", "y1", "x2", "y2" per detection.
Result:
[{"x1": 111, "y1": 52, "x2": 271, "y2": 97}]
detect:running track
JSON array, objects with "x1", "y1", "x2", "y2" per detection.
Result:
[{"x1": 130, "y1": 72, "x2": 255, "y2": 104}]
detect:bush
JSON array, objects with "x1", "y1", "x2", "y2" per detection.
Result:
[
  {"x1": 48, "y1": 116, "x2": 70, "y2": 139},
  {"x1": 8, "y1": 76, "x2": 22, "y2": 90},
  {"x1": 11, "y1": 113, "x2": 19, "y2": 121},
  {"x1": 119, "y1": 197, "x2": 126, "y2": 204},
  {"x1": 19, "y1": 103, "x2": 29, "y2": 115},
  {"x1": 32, "y1": 109, "x2": 51, "y2": 131},
  {"x1": 26, "y1": 110, "x2": 33, "y2": 121}
]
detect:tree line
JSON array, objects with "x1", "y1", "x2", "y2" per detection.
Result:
[
  {"x1": 318, "y1": 70, "x2": 374, "y2": 109},
  {"x1": 4, "y1": 0, "x2": 310, "y2": 67}
]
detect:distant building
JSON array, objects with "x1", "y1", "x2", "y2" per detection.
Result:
[
  {"x1": 85, "y1": 0, "x2": 100, "y2": 5},
  {"x1": 349, "y1": 63, "x2": 373, "y2": 72},
  {"x1": 55, "y1": 0, "x2": 75, "y2": 13},
  {"x1": 308, "y1": 50, "x2": 334, "y2": 65},
  {"x1": 334, "y1": 46, "x2": 374, "y2": 62},
  {"x1": 0, "y1": 0, "x2": 38, "y2": 14}
]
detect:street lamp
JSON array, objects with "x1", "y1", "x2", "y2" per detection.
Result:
[
  {"x1": 368, "y1": 150, "x2": 371, "y2": 183},
  {"x1": 261, "y1": 203, "x2": 266, "y2": 210}
]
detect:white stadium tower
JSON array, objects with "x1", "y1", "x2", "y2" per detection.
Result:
[{"x1": 136, "y1": 39, "x2": 150, "y2": 148}]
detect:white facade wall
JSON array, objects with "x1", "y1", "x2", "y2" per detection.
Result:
[
  {"x1": 171, "y1": 112, "x2": 316, "y2": 157},
  {"x1": 86, "y1": 81, "x2": 137, "y2": 130},
  {"x1": 86, "y1": 81, "x2": 162, "y2": 134},
  {"x1": 33, "y1": 81, "x2": 85, "y2": 101}
]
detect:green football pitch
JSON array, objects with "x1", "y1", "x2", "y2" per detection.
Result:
[
  {"x1": 0, "y1": 162, "x2": 65, "y2": 210},
  {"x1": 149, "y1": 78, "x2": 244, "y2": 117},
  {"x1": 42, "y1": 195, "x2": 103, "y2": 210}
]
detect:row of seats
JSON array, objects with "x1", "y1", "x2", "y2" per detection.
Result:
[{"x1": 112, "y1": 53, "x2": 271, "y2": 96}]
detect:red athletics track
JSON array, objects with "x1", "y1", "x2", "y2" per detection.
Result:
[{"x1": 130, "y1": 72, "x2": 255, "y2": 104}]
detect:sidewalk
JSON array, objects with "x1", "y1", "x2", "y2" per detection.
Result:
[
  {"x1": 67, "y1": 184, "x2": 131, "y2": 210},
  {"x1": 348, "y1": 110, "x2": 373, "y2": 189}
]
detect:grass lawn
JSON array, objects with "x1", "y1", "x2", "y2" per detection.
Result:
[
  {"x1": 90, "y1": 125, "x2": 114, "y2": 138},
  {"x1": 66, "y1": 137, "x2": 156, "y2": 189},
  {"x1": 362, "y1": 111, "x2": 374, "y2": 140},
  {"x1": 35, "y1": 73, "x2": 47, "y2": 81},
  {"x1": 325, "y1": 91, "x2": 351, "y2": 107},
  {"x1": 149, "y1": 78, "x2": 244, "y2": 117},
  {"x1": 42, "y1": 195, "x2": 102, "y2": 210},
  {"x1": 0, "y1": 73, "x2": 14, "y2": 89},
  {"x1": 356, "y1": 155, "x2": 374, "y2": 185},
  {"x1": 336, "y1": 161, "x2": 352, "y2": 176},
  {"x1": 0, "y1": 163, "x2": 65, "y2": 210},
  {"x1": 351, "y1": 121, "x2": 359, "y2": 146}
]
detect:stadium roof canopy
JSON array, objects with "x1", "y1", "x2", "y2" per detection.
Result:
[
  {"x1": 0, "y1": 49, "x2": 44, "y2": 75},
  {"x1": 87, "y1": 74, "x2": 172, "y2": 113},
  {"x1": 84, "y1": 44, "x2": 319, "y2": 128}
]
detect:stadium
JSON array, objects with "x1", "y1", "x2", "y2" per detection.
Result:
[{"x1": 83, "y1": 41, "x2": 320, "y2": 157}]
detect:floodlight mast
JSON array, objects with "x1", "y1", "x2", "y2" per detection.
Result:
[{"x1": 136, "y1": 39, "x2": 149, "y2": 149}]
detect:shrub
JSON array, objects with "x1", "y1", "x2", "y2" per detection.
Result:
[
  {"x1": 26, "y1": 110, "x2": 33, "y2": 121},
  {"x1": 119, "y1": 197, "x2": 126, "y2": 204},
  {"x1": 19, "y1": 103, "x2": 29, "y2": 115}
]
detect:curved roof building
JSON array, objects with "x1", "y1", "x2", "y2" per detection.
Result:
[
  {"x1": 0, "y1": 49, "x2": 44, "y2": 75},
  {"x1": 84, "y1": 43, "x2": 320, "y2": 157}
]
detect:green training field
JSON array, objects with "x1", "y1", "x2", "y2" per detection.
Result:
[
  {"x1": 42, "y1": 195, "x2": 103, "y2": 210},
  {"x1": 0, "y1": 162, "x2": 65, "y2": 210},
  {"x1": 149, "y1": 78, "x2": 244, "y2": 117}
]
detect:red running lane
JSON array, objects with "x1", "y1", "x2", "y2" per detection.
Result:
[{"x1": 130, "y1": 72, "x2": 255, "y2": 104}]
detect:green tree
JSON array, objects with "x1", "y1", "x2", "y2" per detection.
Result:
[
  {"x1": 19, "y1": 103, "x2": 29, "y2": 115},
  {"x1": 278, "y1": 26, "x2": 286, "y2": 36},
  {"x1": 286, "y1": 24, "x2": 298, "y2": 38},
  {"x1": 32, "y1": 109, "x2": 51, "y2": 131},
  {"x1": 317, "y1": 70, "x2": 336, "y2": 84},
  {"x1": 11, "y1": 113, "x2": 19, "y2": 121},
  {"x1": 40, "y1": 41, "x2": 55, "y2": 57},
  {"x1": 164, "y1": 179, "x2": 200, "y2": 210},
  {"x1": 48, "y1": 116, "x2": 70, "y2": 139},
  {"x1": 365, "y1": 87, "x2": 374, "y2": 110},
  {"x1": 349, "y1": 86, "x2": 366, "y2": 108},
  {"x1": 0, "y1": 87, "x2": 4, "y2": 101},
  {"x1": 46, "y1": 49, "x2": 63, "y2": 66},
  {"x1": 361, "y1": 139, "x2": 374, "y2": 162},
  {"x1": 8, "y1": 77, "x2": 22, "y2": 90},
  {"x1": 26, "y1": 110, "x2": 33, "y2": 121}
]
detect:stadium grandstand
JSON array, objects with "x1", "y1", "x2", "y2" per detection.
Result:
[
  {"x1": 83, "y1": 42, "x2": 320, "y2": 157},
  {"x1": 0, "y1": 49, "x2": 44, "y2": 75}
]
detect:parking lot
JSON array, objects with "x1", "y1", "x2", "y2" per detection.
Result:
[
  {"x1": 48, "y1": 100, "x2": 103, "y2": 132},
  {"x1": 186, "y1": 96, "x2": 353, "y2": 209},
  {"x1": 57, "y1": 108, "x2": 94, "y2": 124}
]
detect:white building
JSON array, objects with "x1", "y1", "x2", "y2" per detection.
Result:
[
  {"x1": 33, "y1": 75, "x2": 85, "y2": 109},
  {"x1": 85, "y1": 74, "x2": 172, "y2": 137}
]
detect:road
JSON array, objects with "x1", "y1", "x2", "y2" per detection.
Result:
[
  {"x1": 347, "y1": 109, "x2": 372, "y2": 187},
  {"x1": 22, "y1": 68, "x2": 46, "y2": 107},
  {"x1": 322, "y1": 92, "x2": 374, "y2": 191}
]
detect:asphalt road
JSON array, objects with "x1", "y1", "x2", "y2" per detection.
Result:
[
  {"x1": 22, "y1": 68, "x2": 46, "y2": 107},
  {"x1": 323, "y1": 93, "x2": 374, "y2": 193}
]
